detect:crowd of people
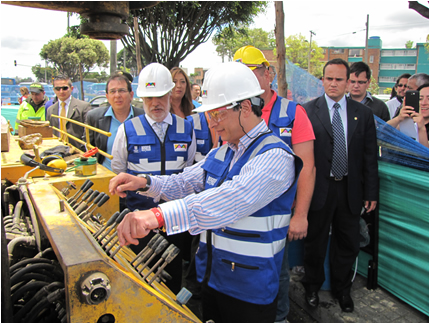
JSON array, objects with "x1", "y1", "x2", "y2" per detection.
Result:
[{"x1": 11, "y1": 45, "x2": 429, "y2": 323}]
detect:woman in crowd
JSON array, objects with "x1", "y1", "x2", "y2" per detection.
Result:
[
  {"x1": 18, "y1": 86, "x2": 29, "y2": 104},
  {"x1": 415, "y1": 84, "x2": 429, "y2": 148},
  {"x1": 170, "y1": 67, "x2": 194, "y2": 118}
]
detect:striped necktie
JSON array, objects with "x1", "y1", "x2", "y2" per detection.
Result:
[
  {"x1": 331, "y1": 103, "x2": 347, "y2": 179},
  {"x1": 154, "y1": 122, "x2": 165, "y2": 142},
  {"x1": 60, "y1": 101, "x2": 66, "y2": 141}
]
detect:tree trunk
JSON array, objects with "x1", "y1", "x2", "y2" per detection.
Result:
[
  {"x1": 274, "y1": 1, "x2": 287, "y2": 98},
  {"x1": 134, "y1": 17, "x2": 142, "y2": 74}
]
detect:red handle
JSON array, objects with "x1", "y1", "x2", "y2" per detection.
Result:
[{"x1": 82, "y1": 147, "x2": 99, "y2": 157}]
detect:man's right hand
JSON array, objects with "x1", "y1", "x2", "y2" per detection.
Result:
[{"x1": 109, "y1": 173, "x2": 147, "y2": 198}]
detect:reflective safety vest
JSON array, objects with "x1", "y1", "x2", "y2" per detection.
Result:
[
  {"x1": 187, "y1": 113, "x2": 212, "y2": 162},
  {"x1": 267, "y1": 96, "x2": 297, "y2": 148},
  {"x1": 16, "y1": 101, "x2": 46, "y2": 130},
  {"x1": 196, "y1": 133, "x2": 303, "y2": 305},
  {"x1": 124, "y1": 114, "x2": 193, "y2": 211}
]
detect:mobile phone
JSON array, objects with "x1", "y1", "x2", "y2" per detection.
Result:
[{"x1": 405, "y1": 90, "x2": 420, "y2": 113}]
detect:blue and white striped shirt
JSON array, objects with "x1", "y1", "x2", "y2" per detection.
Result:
[{"x1": 144, "y1": 120, "x2": 295, "y2": 235}]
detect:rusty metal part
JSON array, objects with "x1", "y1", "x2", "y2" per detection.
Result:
[{"x1": 2, "y1": 1, "x2": 159, "y2": 39}]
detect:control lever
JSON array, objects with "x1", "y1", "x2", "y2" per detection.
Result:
[
  {"x1": 67, "y1": 179, "x2": 91, "y2": 203},
  {"x1": 81, "y1": 193, "x2": 109, "y2": 221},
  {"x1": 75, "y1": 190, "x2": 99, "y2": 214},
  {"x1": 93, "y1": 211, "x2": 119, "y2": 239},
  {"x1": 131, "y1": 234, "x2": 162, "y2": 266},
  {"x1": 146, "y1": 245, "x2": 180, "y2": 284},
  {"x1": 72, "y1": 189, "x2": 93, "y2": 210},
  {"x1": 133, "y1": 235, "x2": 166, "y2": 269},
  {"x1": 69, "y1": 180, "x2": 94, "y2": 207},
  {"x1": 138, "y1": 239, "x2": 169, "y2": 275}
]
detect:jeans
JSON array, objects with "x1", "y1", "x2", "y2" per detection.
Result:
[{"x1": 275, "y1": 238, "x2": 290, "y2": 321}]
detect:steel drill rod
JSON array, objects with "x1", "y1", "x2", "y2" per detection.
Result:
[
  {"x1": 93, "y1": 211, "x2": 119, "y2": 238},
  {"x1": 131, "y1": 234, "x2": 162, "y2": 265},
  {"x1": 147, "y1": 246, "x2": 180, "y2": 284},
  {"x1": 138, "y1": 239, "x2": 169, "y2": 275},
  {"x1": 103, "y1": 234, "x2": 118, "y2": 251},
  {"x1": 133, "y1": 235, "x2": 166, "y2": 269},
  {"x1": 109, "y1": 243, "x2": 122, "y2": 258},
  {"x1": 67, "y1": 179, "x2": 90, "y2": 202}
]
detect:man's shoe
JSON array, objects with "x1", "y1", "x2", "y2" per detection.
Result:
[
  {"x1": 305, "y1": 291, "x2": 319, "y2": 308},
  {"x1": 337, "y1": 294, "x2": 354, "y2": 312}
]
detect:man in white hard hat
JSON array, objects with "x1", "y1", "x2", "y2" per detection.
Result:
[
  {"x1": 110, "y1": 62, "x2": 196, "y2": 294},
  {"x1": 234, "y1": 45, "x2": 316, "y2": 323},
  {"x1": 109, "y1": 62, "x2": 303, "y2": 323}
]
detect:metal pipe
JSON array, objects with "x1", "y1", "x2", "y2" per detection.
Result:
[
  {"x1": 8, "y1": 236, "x2": 36, "y2": 261},
  {"x1": 19, "y1": 180, "x2": 42, "y2": 252}
]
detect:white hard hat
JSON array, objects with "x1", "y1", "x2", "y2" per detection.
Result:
[
  {"x1": 193, "y1": 62, "x2": 264, "y2": 113},
  {"x1": 137, "y1": 63, "x2": 175, "y2": 97}
]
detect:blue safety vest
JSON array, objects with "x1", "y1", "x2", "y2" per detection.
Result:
[
  {"x1": 187, "y1": 113, "x2": 212, "y2": 162},
  {"x1": 196, "y1": 133, "x2": 303, "y2": 304},
  {"x1": 268, "y1": 96, "x2": 297, "y2": 147},
  {"x1": 124, "y1": 114, "x2": 193, "y2": 211}
]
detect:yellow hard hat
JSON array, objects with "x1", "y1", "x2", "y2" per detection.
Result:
[{"x1": 233, "y1": 46, "x2": 270, "y2": 70}]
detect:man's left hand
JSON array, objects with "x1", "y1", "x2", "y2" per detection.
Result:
[
  {"x1": 117, "y1": 210, "x2": 159, "y2": 246},
  {"x1": 364, "y1": 201, "x2": 377, "y2": 213},
  {"x1": 287, "y1": 215, "x2": 308, "y2": 241}
]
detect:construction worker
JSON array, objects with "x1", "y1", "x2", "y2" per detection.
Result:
[
  {"x1": 15, "y1": 83, "x2": 49, "y2": 132},
  {"x1": 110, "y1": 62, "x2": 196, "y2": 294},
  {"x1": 109, "y1": 62, "x2": 303, "y2": 323},
  {"x1": 233, "y1": 45, "x2": 316, "y2": 323}
]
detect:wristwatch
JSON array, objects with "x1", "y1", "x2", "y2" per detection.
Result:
[{"x1": 136, "y1": 173, "x2": 151, "y2": 192}]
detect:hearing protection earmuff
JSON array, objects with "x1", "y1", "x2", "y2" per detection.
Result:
[{"x1": 20, "y1": 154, "x2": 67, "y2": 176}]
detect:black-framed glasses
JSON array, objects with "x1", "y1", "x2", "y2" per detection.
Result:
[
  {"x1": 108, "y1": 89, "x2": 129, "y2": 94},
  {"x1": 397, "y1": 84, "x2": 407, "y2": 88},
  {"x1": 54, "y1": 86, "x2": 70, "y2": 91},
  {"x1": 350, "y1": 80, "x2": 368, "y2": 85}
]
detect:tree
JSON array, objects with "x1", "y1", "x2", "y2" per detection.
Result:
[
  {"x1": 425, "y1": 34, "x2": 429, "y2": 53},
  {"x1": 383, "y1": 87, "x2": 392, "y2": 95},
  {"x1": 282, "y1": 34, "x2": 324, "y2": 78},
  {"x1": 213, "y1": 27, "x2": 275, "y2": 62},
  {"x1": 123, "y1": 1, "x2": 267, "y2": 69},
  {"x1": 31, "y1": 64, "x2": 56, "y2": 83},
  {"x1": 39, "y1": 37, "x2": 109, "y2": 82},
  {"x1": 368, "y1": 75, "x2": 380, "y2": 95},
  {"x1": 405, "y1": 40, "x2": 414, "y2": 49},
  {"x1": 117, "y1": 48, "x2": 138, "y2": 76}
]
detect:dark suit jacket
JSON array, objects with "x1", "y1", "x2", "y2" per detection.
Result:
[
  {"x1": 46, "y1": 96, "x2": 91, "y2": 149},
  {"x1": 303, "y1": 96, "x2": 379, "y2": 215},
  {"x1": 83, "y1": 105, "x2": 145, "y2": 164},
  {"x1": 365, "y1": 96, "x2": 390, "y2": 122}
]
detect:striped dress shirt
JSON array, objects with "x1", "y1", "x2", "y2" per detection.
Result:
[{"x1": 144, "y1": 120, "x2": 296, "y2": 235}]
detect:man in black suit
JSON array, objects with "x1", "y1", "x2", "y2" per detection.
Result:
[
  {"x1": 348, "y1": 61, "x2": 390, "y2": 122},
  {"x1": 46, "y1": 75, "x2": 91, "y2": 149},
  {"x1": 84, "y1": 73, "x2": 144, "y2": 171},
  {"x1": 302, "y1": 58, "x2": 378, "y2": 313}
]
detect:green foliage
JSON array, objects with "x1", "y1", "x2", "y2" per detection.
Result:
[
  {"x1": 383, "y1": 87, "x2": 392, "y2": 95},
  {"x1": 123, "y1": 1, "x2": 267, "y2": 69},
  {"x1": 405, "y1": 40, "x2": 414, "y2": 49},
  {"x1": 117, "y1": 48, "x2": 138, "y2": 76},
  {"x1": 213, "y1": 27, "x2": 275, "y2": 62},
  {"x1": 425, "y1": 34, "x2": 429, "y2": 54},
  {"x1": 39, "y1": 37, "x2": 109, "y2": 82},
  {"x1": 275, "y1": 34, "x2": 324, "y2": 78},
  {"x1": 84, "y1": 71, "x2": 109, "y2": 83},
  {"x1": 31, "y1": 64, "x2": 57, "y2": 83},
  {"x1": 368, "y1": 75, "x2": 380, "y2": 95}
]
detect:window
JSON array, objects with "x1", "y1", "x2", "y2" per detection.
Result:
[
  {"x1": 349, "y1": 49, "x2": 363, "y2": 57},
  {"x1": 381, "y1": 50, "x2": 393, "y2": 56},
  {"x1": 332, "y1": 49, "x2": 345, "y2": 54},
  {"x1": 379, "y1": 76, "x2": 396, "y2": 83},
  {"x1": 369, "y1": 55, "x2": 374, "y2": 63}
]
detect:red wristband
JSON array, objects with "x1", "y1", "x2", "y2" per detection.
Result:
[{"x1": 151, "y1": 208, "x2": 164, "y2": 228}]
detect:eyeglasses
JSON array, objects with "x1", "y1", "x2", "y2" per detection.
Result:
[
  {"x1": 397, "y1": 84, "x2": 407, "y2": 88},
  {"x1": 208, "y1": 107, "x2": 229, "y2": 123},
  {"x1": 108, "y1": 88, "x2": 129, "y2": 95},
  {"x1": 350, "y1": 80, "x2": 368, "y2": 85},
  {"x1": 54, "y1": 86, "x2": 69, "y2": 91}
]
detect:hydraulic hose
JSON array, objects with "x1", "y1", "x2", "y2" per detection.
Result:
[
  {"x1": 11, "y1": 281, "x2": 49, "y2": 305},
  {"x1": 10, "y1": 263, "x2": 60, "y2": 287},
  {"x1": 19, "y1": 183, "x2": 42, "y2": 252},
  {"x1": 25, "y1": 288, "x2": 65, "y2": 323},
  {"x1": 10, "y1": 258, "x2": 54, "y2": 276},
  {"x1": 7, "y1": 237, "x2": 35, "y2": 262},
  {"x1": 11, "y1": 273, "x2": 56, "y2": 294}
]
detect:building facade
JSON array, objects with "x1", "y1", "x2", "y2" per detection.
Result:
[{"x1": 321, "y1": 36, "x2": 429, "y2": 93}]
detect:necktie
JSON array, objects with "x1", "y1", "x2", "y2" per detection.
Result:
[
  {"x1": 154, "y1": 122, "x2": 165, "y2": 142},
  {"x1": 331, "y1": 103, "x2": 347, "y2": 179},
  {"x1": 60, "y1": 101, "x2": 66, "y2": 141}
]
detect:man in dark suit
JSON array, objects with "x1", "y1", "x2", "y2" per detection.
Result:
[
  {"x1": 84, "y1": 73, "x2": 144, "y2": 171},
  {"x1": 348, "y1": 61, "x2": 390, "y2": 122},
  {"x1": 302, "y1": 58, "x2": 379, "y2": 313},
  {"x1": 46, "y1": 75, "x2": 91, "y2": 149}
]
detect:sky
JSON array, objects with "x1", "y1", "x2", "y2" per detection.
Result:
[{"x1": 1, "y1": 1, "x2": 428, "y2": 80}]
